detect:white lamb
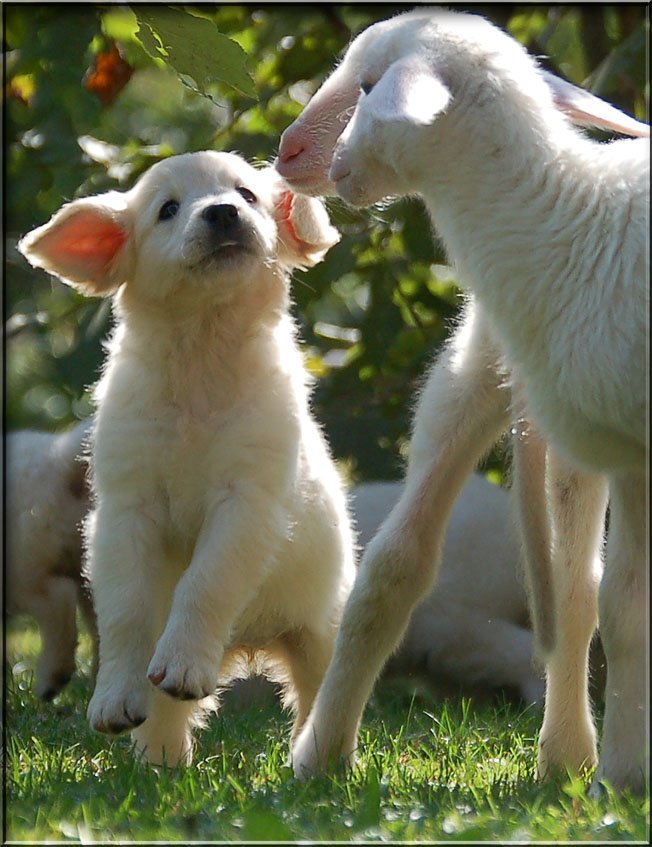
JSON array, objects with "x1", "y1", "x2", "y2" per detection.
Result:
[
  {"x1": 5, "y1": 418, "x2": 98, "y2": 699},
  {"x1": 276, "y1": 8, "x2": 649, "y2": 793}
]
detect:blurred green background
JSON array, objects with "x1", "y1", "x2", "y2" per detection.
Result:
[{"x1": 4, "y1": 4, "x2": 648, "y2": 482}]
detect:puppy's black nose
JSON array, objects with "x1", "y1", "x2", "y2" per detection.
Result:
[{"x1": 202, "y1": 204, "x2": 239, "y2": 229}]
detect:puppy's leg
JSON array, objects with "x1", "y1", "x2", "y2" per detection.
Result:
[
  {"x1": 147, "y1": 490, "x2": 285, "y2": 701},
  {"x1": 537, "y1": 459, "x2": 607, "y2": 780},
  {"x1": 274, "y1": 627, "x2": 339, "y2": 744},
  {"x1": 87, "y1": 504, "x2": 172, "y2": 735},
  {"x1": 24, "y1": 576, "x2": 79, "y2": 700},
  {"x1": 592, "y1": 473, "x2": 647, "y2": 794},
  {"x1": 130, "y1": 689, "x2": 201, "y2": 766},
  {"x1": 292, "y1": 304, "x2": 511, "y2": 777}
]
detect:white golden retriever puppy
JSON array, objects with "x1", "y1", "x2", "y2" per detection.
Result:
[
  {"x1": 5, "y1": 418, "x2": 97, "y2": 699},
  {"x1": 18, "y1": 151, "x2": 355, "y2": 766}
]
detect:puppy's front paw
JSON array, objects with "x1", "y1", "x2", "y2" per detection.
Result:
[
  {"x1": 88, "y1": 680, "x2": 150, "y2": 735},
  {"x1": 147, "y1": 636, "x2": 222, "y2": 701}
]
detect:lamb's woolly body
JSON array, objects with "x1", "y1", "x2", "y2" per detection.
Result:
[
  {"x1": 277, "y1": 7, "x2": 648, "y2": 793},
  {"x1": 416, "y1": 121, "x2": 647, "y2": 475},
  {"x1": 334, "y1": 10, "x2": 647, "y2": 474}
]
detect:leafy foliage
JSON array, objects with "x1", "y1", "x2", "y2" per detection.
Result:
[
  {"x1": 5, "y1": 4, "x2": 648, "y2": 481},
  {"x1": 134, "y1": 7, "x2": 257, "y2": 98}
]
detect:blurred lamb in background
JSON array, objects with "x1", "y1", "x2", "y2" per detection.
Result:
[
  {"x1": 5, "y1": 417, "x2": 98, "y2": 700},
  {"x1": 356, "y1": 479, "x2": 605, "y2": 706},
  {"x1": 354, "y1": 476, "x2": 544, "y2": 705}
]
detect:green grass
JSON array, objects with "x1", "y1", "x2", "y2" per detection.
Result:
[{"x1": 5, "y1": 619, "x2": 649, "y2": 842}]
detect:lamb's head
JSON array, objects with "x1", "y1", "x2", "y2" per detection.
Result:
[
  {"x1": 277, "y1": 7, "x2": 649, "y2": 205},
  {"x1": 18, "y1": 151, "x2": 339, "y2": 307},
  {"x1": 278, "y1": 8, "x2": 546, "y2": 202},
  {"x1": 325, "y1": 16, "x2": 465, "y2": 206}
]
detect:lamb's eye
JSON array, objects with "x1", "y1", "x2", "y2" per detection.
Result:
[
  {"x1": 159, "y1": 199, "x2": 180, "y2": 221},
  {"x1": 236, "y1": 186, "x2": 257, "y2": 205},
  {"x1": 360, "y1": 80, "x2": 375, "y2": 95}
]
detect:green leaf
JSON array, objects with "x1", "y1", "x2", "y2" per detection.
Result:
[
  {"x1": 133, "y1": 7, "x2": 256, "y2": 99},
  {"x1": 134, "y1": 19, "x2": 164, "y2": 63}
]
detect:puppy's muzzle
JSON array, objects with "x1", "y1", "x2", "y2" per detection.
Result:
[
  {"x1": 202, "y1": 203, "x2": 239, "y2": 230},
  {"x1": 189, "y1": 202, "x2": 257, "y2": 273},
  {"x1": 202, "y1": 203, "x2": 247, "y2": 247}
]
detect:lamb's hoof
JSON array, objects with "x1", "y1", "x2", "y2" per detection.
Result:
[
  {"x1": 537, "y1": 725, "x2": 597, "y2": 781},
  {"x1": 291, "y1": 720, "x2": 357, "y2": 780}
]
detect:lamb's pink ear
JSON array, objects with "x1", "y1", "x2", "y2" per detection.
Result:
[
  {"x1": 274, "y1": 189, "x2": 340, "y2": 269},
  {"x1": 543, "y1": 70, "x2": 650, "y2": 137},
  {"x1": 17, "y1": 192, "x2": 132, "y2": 296},
  {"x1": 364, "y1": 58, "x2": 451, "y2": 126}
]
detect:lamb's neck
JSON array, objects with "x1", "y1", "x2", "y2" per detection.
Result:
[{"x1": 422, "y1": 127, "x2": 608, "y2": 368}]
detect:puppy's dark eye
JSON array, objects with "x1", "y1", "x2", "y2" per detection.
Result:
[
  {"x1": 360, "y1": 80, "x2": 375, "y2": 95},
  {"x1": 159, "y1": 199, "x2": 180, "y2": 221},
  {"x1": 236, "y1": 186, "x2": 257, "y2": 205}
]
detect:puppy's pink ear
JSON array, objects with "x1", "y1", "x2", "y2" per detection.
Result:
[
  {"x1": 18, "y1": 192, "x2": 132, "y2": 296},
  {"x1": 274, "y1": 189, "x2": 340, "y2": 269}
]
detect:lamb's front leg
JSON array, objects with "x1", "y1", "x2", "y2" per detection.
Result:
[
  {"x1": 292, "y1": 304, "x2": 511, "y2": 777},
  {"x1": 147, "y1": 486, "x2": 282, "y2": 701},
  {"x1": 592, "y1": 472, "x2": 647, "y2": 795},
  {"x1": 537, "y1": 458, "x2": 607, "y2": 780},
  {"x1": 87, "y1": 504, "x2": 171, "y2": 734}
]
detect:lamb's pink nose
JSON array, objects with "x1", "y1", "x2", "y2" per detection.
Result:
[{"x1": 278, "y1": 131, "x2": 305, "y2": 164}]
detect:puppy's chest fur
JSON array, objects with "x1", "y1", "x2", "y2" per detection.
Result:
[{"x1": 96, "y1": 316, "x2": 303, "y2": 550}]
